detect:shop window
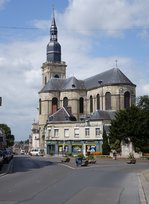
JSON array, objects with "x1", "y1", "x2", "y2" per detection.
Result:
[
  {"x1": 86, "y1": 144, "x2": 96, "y2": 153},
  {"x1": 72, "y1": 145, "x2": 82, "y2": 154}
]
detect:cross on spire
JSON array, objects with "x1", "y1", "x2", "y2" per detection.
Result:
[
  {"x1": 115, "y1": 59, "x2": 118, "y2": 68},
  {"x1": 52, "y1": 5, "x2": 55, "y2": 18}
]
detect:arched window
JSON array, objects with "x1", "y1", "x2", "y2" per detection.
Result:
[
  {"x1": 63, "y1": 97, "x2": 68, "y2": 109},
  {"x1": 79, "y1": 97, "x2": 84, "y2": 113},
  {"x1": 124, "y1": 91, "x2": 130, "y2": 109},
  {"x1": 105, "y1": 92, "x2": 111, "y2": 110},
  {"x1": 97, "y1": 94, "x2": 100, "y2": 110},
  {"x1": 45, "y1": 76, "x2": 47, "y2": 85},
  {"x1": 90, "y1": 95, "x2": 93, "y2": 113},
  {"x1": 52, "y1": 97, "x2": 58, "y2": 113},
  {"x1": 39, "y1": 99, "x2": 41, "y2": 115},
  {"x1": 54, "y1": 74, "x2": 59, "y2": 78}
]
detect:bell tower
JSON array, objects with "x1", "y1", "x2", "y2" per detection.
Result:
[{"x1": 41, "y1": 13, "x2": 67, "y2": 86}]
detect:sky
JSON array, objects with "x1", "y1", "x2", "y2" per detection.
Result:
[{"x1": 0, "y1": 0, "x2": 149, "y2": 141}]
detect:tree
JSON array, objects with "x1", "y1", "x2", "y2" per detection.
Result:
[
  {"x1": 7, "y1": 134, "x2": 15, "y2": 147},
  {"x1": 0, "y1": 124, "x2": 15, "y2": 147},
  {"x1": 109, "y1": 105, "x2": 149, "y2": 153},
  {"x1": 137, "y1": 95, "x2": 149, "y2": 110},
  {"x1": 102, "y1": 127, "x2": 110, "y2": 155},
  {"x1": 136, "y1": 95, "x2": 149, "y2": 152},
  {"x1": 24, "y1": 139, "x2": 29, "y2": 144}
]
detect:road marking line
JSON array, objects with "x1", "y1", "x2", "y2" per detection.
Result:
[{"x1": 60, "y1": 163, "x2": 75, "y2": 169}]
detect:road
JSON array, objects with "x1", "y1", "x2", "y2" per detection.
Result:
[{"x1": 0, "y1": 155, "x2": 148, "y2": 204}]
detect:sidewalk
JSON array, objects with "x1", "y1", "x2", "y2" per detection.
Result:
[{"x1": 141, "y1": 170, "x2": 149, "y2": 204}]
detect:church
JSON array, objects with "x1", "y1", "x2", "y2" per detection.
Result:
[{"x1": 31, "y1": 15, "x2": 136, "y2": 156}]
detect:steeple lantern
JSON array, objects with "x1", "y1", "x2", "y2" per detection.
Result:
[
  {"x1": 50, "y1": 18, "x2": 58, "y2": 42},
  {"x1": 47, "y1": 15, "x2": 61, "y2": 62}
]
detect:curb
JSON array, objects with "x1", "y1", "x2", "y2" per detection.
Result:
[
  {"x1": 138, "y1": 173, "x2": 148, "y2": 204},
  {"x1": 141, "y1": 170, "x2": 149, "y2": 204}
]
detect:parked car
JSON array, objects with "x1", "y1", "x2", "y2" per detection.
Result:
[
  {"x1": 29, "y1": 149, "x2": 44, "y2": 156},
  {"x1": 0, "y1": 150, "x2": 4, "y2": 170},
  {"x1": 2, "y1": 149, "x2": 13, "y2": 163}
]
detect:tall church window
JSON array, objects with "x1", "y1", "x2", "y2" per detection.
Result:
[
  {"x1": 39, "y1": 99, "x2": 42, "y2": 115},
  {"x1": 124, "y1": 91, "x2": 130, "y2": 109},
  {"x1": 52, "y1": 97, "x2": 58, "y2": 113},
  {"x1": 90, "y1": 95, "x2": 93, "y2": 113},
  {"x1": 63, "y1": 97, "x2": 68, "y2": 109},
  {"x1": 79, "y1": 97, "x2": 84, "y2": 113},
  {"x1": 97, "y1": 94, "x2": 100, "y2": 110},
  {"x1": 45, "y1": 76, "x2": 47, "y2": 85},
  {"x1": 105, "y1": 92, "x2": 111, "y2": 110}
]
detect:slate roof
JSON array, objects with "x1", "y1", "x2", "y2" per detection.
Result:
[
  {"x1": 40, "y1": 77, "x2": 85, "y2": 93},
  {"x1": 40, "y1": 68, "x2": 136, "y2": 93},
  {"x1": 84, "y1": 68, "x2": 135, "y2": 89},
  {"x1": 89, "y1": 110, "x2": 116, "y2": 121},
  {"x1": 48, "y1": 108, "x2": 115, "y2": 124},
  {"x1": 48, "y1": 107, "x2": 77, "y2": 123}
]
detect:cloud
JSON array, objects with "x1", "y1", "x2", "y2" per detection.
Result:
[
  {"x1": 138, "y1": 30, "x2": 149, "y2": 40},
  {"x1": 0, "y1": 0, "x2": 149, "y2": 140},
  {"x1": 62, "y1": 0, "x2": 149, "y2": 37},
  {"x1": 0, "y1": 37, "x2": 47, "y2": 139},
  {"x1": 0, "y1": 0, "x2": 9, "y2": 10}
]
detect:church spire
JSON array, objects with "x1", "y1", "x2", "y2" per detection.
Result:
[
  {"x1": 46, "y1": 11, "x2": 61, "y2": 62},
  {"x1": 50, "y1": 9, "x2": 57, "y2": 42}
]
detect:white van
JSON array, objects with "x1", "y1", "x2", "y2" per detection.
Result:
[
  {"x1": 29, "y1": 149, "x2": 44, "y2": 156},
  {"x1": 20, "y1": 149, "x2": 25, "y2": 155}
]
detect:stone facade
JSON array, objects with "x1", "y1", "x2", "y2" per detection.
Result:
[
  {"x1": 34, "y1": 16, "x2": 136, "y2": 155},
  {"x1": 31, "y1": 122, "x2": 40, "y2": 150}
]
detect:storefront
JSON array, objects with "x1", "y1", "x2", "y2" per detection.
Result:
[{"x1": 46, "y1": 140, "x2": 102, "y2": 156}]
